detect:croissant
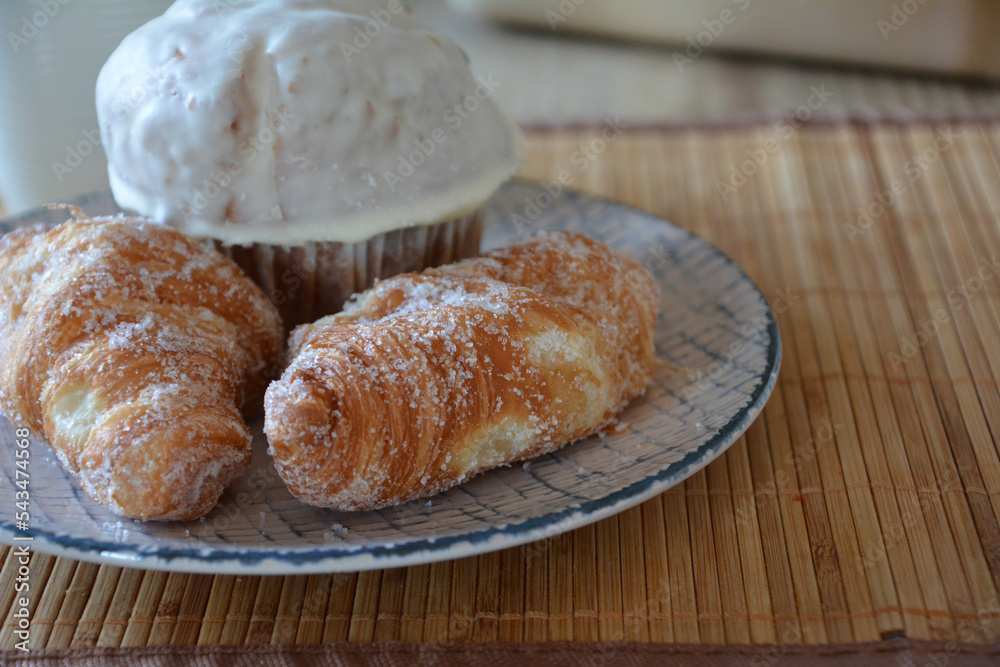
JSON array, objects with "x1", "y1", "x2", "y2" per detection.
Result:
[
  {"x1": 0, "y1": 215, "x2": 283, "y2": 520},
  {"x1": 264, "y1": 231, "x2": 660, "y2": 511}
]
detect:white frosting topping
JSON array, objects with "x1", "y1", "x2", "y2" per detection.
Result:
[{"x1": 96, "y1": 0, "x2": 523, "y2": 245}]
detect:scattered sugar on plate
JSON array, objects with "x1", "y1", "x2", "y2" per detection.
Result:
[{"x1": 322, "y1": 523, "x2": 349, "y2": 541}]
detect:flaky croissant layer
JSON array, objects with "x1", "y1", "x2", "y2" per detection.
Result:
[
  {"x1": 264, "y1": 231, "x2": 660, "y2": 511},
  {"x1": 0, "y1": 216, "x2": 283, "y2": 520}
]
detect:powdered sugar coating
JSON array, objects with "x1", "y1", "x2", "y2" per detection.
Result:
[
  {"x1": 265, "y1": 231, "x2": 659, "y2": 510},
  {"x1": 0, "y1": 216, "x2": 283, "y2": 520}
]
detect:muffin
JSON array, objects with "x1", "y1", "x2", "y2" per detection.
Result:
[{"x1": 96, "y1": 0, "x2": 523, "y2": 327}]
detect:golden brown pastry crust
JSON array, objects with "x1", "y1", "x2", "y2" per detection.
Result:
[
  {"x1": 264, "y1": 231, "x2": 659, "y2": 511},
  {"x1": 0, "y1": 216, "x2": 283, "y2": 521}
]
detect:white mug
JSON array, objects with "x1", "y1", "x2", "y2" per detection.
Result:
[{"x1": 0, "y1": 0, "x2": 174, "y2": 215}]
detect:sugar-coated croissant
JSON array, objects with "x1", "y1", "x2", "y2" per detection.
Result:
[
  {"x1": 264, "y1": 231, "x2": 660, "y2": 511},
  {"x1": 0, "y1": 215, "x2": 283, "y2": 520}
]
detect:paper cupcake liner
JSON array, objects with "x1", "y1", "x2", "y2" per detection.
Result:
[{"x1": 210, "y1": 212, "x2": 482, "y2": 330}]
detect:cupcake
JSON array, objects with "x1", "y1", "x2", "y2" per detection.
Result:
[{"x1": 96, "y1": 0, "x2": 523, "y2": 327}]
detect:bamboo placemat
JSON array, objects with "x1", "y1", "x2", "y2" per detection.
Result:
[{"x1": 2, "y1": 118, "x2": 1000, "y2": 654}]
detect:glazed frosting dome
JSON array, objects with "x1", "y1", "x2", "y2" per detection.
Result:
[{"x1": 96, "y1": 0, "x2": 523, "y2": 245}]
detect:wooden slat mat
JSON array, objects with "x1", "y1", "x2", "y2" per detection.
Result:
[{"x1": 2, "y1": 118, "x2": 1000, "y2": 652}]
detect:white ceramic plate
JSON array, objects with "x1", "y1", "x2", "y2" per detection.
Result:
[{"x1": 0, "y1": 181, "x2": 780, "y2": 574}]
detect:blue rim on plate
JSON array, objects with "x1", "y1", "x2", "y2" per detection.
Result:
[{"x1": 0, "y1": 181, "x2": 781, "y2": 573}]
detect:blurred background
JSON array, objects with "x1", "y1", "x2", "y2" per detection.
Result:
[
  {"x1": 2, "y1": 0, "x2": 1000, "y2": 215},
  {"x1": 418, "y1": 0, "x2": 1000, "y2": 124}
]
